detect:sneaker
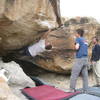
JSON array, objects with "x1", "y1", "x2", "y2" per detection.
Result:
[
  {"x1": 69, "y1": 89, "x2": 76, "y2": 93},
  {"x1": 82, "y1": 90, "x2": 88, "y2": 94},
  {"x1": 80, "y1": 89, "x2": 88, "y2": 94},
  {"x1": 94, "y1": 84, "x2": 100, "y2": 87}
]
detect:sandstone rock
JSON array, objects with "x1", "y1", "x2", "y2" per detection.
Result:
[
  {"x1": 0, "y1": 77, "x2": 21, "y2": 100},
  {"x1": 0, "y1": 60, "x2": 35, "y2": 100},
  {"x1": 1, "y1": 3, "x2": 99, "y2": 74},
  {"x1": 0, "y1": 0, "x2": 61, "y2": 55},
  {"x1": 0, "y1": 60, "x2": 35, "y2": 87},
  {"x1": 17, "y1": 17, "x2": 100, "y2": 74}
]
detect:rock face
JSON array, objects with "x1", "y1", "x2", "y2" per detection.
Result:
[
  {"x1": 0, "y1": 77, "x2": 21, "y2": 100},
  {"x1": 0, "y1": 0, "x2": 61, "y2": 55},
  {"x1": 18, "y1": 17, "x2": 99, "y2": 74},
  {"x1": 0, "y1": 61, "x2": 35, "y2": 87},
  {"x1": 0, "y1": 1, "x2": 99, "y2": 74},
  {"x1": 0, "y1": 60, "x2": 35, "y2": 100},
  {"x1": 2, "y1": 17, "x2": 100, "y2": 74}
]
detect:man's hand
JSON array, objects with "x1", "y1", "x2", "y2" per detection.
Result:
[
  {"x1": 75, "y1": 43, "x2": 80, "y2": 50},
  {"x1": 91, "y1": 61, "x2": 96, "y2": 65}
]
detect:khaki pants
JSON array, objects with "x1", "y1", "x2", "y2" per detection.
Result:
[{"x1": 92, "y1": 60, "x2": 100, "y2": 85}]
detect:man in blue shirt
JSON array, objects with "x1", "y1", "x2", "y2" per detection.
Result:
[{"x1": 70, "y1": 29, "x2": 89, "y2": 92}]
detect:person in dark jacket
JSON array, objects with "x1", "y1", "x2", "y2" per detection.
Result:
[{"x1": 91, "y1": 37, "x2": 100, "y2": 86}]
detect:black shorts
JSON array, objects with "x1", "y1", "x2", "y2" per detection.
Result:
[{"x1": 21, "y1": 47, "x2": 31, "y2": 56}]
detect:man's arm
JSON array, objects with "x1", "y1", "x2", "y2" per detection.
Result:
[
  {"x1": 74, "y1": 38, "x2": 80, "y2": 50},
  {"x1": 91, "y1": 46, "x2": 96, "y2": 62}
]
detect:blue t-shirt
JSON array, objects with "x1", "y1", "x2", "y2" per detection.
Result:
[{"x1": 75, "y1": 37, "x2": 88, "y2": 58}]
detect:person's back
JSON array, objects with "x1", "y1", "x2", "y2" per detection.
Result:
[
  {"x1": 76, "y1": 37, "x2": 88, "y2": 58},
  {"x1": 28, "y1": 39, "x2": 52, "y2": 57},
  {"x1": 28, "y1": 39, "x2": 45, "y2": 57}
]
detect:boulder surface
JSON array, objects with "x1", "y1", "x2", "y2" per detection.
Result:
[
  {"x1": 0, "y1": 60, "x2": 35, "y2": 100},
  {"x1": 0, "y1": 0, "x2": 61, "y2": 55},
  {"x1": 20, "y1": 17, "x2": 99, "y2": 74}
]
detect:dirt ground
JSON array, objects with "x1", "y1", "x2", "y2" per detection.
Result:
[{"x1": 37, "y1": 71, "x2": 96, "y2": 91}]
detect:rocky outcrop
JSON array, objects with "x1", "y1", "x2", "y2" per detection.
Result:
[
  {"x1": 0, "y1": 60, "x2": 35, "y2": 100},
  {"x1": 0, "y1": 0, "x2": 61, "y2": 55},
  {"x1": 0, "y1": 61, "x2": 35, "y2": 87},
  {"x1": 16, "y1": 17, "x2": 99, "y2": 74},
  {"x1": 0, "y1": 77, "x2": 21, "y2": 100},
  {"x1": 0, "y1": 1, "x2": 99, "y2": 74}
]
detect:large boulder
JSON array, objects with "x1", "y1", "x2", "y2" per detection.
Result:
[
  {"x1": 0, "y1": 0, "x2": 61, "y2": 55},
  {"x1": 0, "y1": 60, "x2": 35, "y2": 100},
  {"x1": 0, "y1": 77, "x2": 21, "y2": 100},
  {"x1": 18, "y1": 17, "x2": 99, "y2": 74},
  {"x1": 0, "y1": 1, "x2": 99, "y2": 74},
  {"x1": 0, "y1": 60, "x2": 35, "y2": 87}
]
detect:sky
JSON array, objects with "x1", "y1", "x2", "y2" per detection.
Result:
[{"x1": 60, "y1": 0, "x2": 100, "y2": 22}]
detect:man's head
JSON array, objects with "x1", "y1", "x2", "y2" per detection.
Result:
[
  {"x1": 45, "y1": 44, "x2": 52, "y2": 50},
  {"x1": 45, "y1": 39, "x2": 52, "y2": 50},
  {"x1": 75, "y1": 29, "x2": 84, "y2": 37},
  {"x1": 92, "y1": 37, "x2": 99, "y2": 44}
]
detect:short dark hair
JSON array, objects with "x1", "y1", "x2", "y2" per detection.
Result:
[
  {"x1": 76, "y1": 29, "x2": 84, "y2": 37},
  {"x1": 45, "y1": 44, "x2": 52, "y2": 50}
]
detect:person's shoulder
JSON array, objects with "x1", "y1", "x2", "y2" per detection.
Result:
[
  {"x1": 76, "y1": 37, "x2": 83, "y2": 41},
  {"x1": 38, "y1": 39, "x2": 45, "y2": 44},
  {"x1": 78, "y1": 37, "x2": 84, "y2": 40},
  {"x1": 95, "y1": 44, "x2": 100, "y2": 48},
  {"x1": 80, "y1": 37, "x2": 87, "y2": 42},
  {"x1": 39, "y1": 39, "x2": 45, "y2": 42},
  {"x1": 76, "y1": 37, "x2": 80, "y2": 40},
  {"x1": 75, "y1": 38, "x2": 81, "y2": 43}
]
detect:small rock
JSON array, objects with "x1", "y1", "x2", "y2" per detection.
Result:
[{"x1": 0, "y1": 60, "x2": 35, "y2": 100}]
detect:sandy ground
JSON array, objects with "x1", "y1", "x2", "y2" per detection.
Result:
[{"x1": 37, "y1": 71, "x2": 96, "y2": 91}]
